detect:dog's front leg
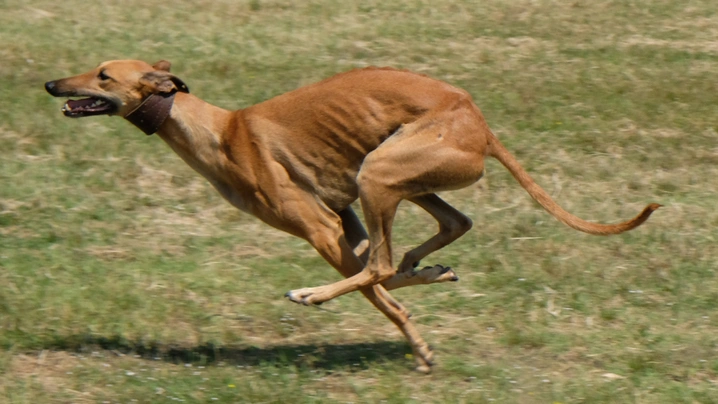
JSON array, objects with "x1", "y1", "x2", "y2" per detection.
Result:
[
  {"x1": 285, "y1": 174, "x2": 403, "y2": 306},
  {"x1": 285, "y1": 205, "x2": 434, "y2": 372}
]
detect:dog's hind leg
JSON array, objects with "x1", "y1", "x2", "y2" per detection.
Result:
[
  {"x1": 398, "y1": 194, "x2": 474, "y2": 273},
  {"x1": 341, "y1": 205, "x2": 462, "y2": 291},
  {"x1": 379, "y1": 194, "x2": 476, "y2": 290},
  {"x1": 286, "y1": 99, "x2": 487, "y2": 305}
]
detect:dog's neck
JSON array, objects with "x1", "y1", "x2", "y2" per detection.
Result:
[
  {"x1": 152, "y1": 93, "x2": 262, "y2": 214},
  {"x1": 124, "y1": 93, "x2": 177, "y2": 135},
  {"x1": 153, "y1": 92, "x2": 243, "y2": 179}
]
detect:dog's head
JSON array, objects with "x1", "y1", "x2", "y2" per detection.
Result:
[{"x1": 45, "y1": 60, "x2": 189, "y2": 118}]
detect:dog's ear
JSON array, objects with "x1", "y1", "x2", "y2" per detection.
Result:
[
  {"x1": 152, "y1": 60, "x2": 172, "y2": 72},
  {"x1": 139, "y1": 70, "x2": 190, "y2": 94}
]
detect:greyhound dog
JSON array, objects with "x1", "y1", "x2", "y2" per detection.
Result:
[{"x1": 45, "y1": 60, "x2": 659, "y2": 372}]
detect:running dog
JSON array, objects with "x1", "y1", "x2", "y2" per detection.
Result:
[{"x1": 45, "y1": 60, "x2": 659, "y2": 372}]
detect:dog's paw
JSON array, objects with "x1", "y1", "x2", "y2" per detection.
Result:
[
  {"x1": 285, "y1": 289, "x2": 322, "y2": 306},
  {"x1": 420, "y1": 264, "x2": 459, "y2": 283},
  {"x1": 411, "y1": 345, "x2": 435, "y2": 374},
  {"x1": 415, "y1": 364, "x2": 432, "y2": 374}
]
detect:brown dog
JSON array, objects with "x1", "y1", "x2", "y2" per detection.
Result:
[{"x1": 45, "y1": 60, "x2": 659, "y2": 372}]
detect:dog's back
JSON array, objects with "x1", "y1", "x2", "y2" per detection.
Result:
[{"x1": 240, "y1": 67, "x2": 475, "y2": 210}]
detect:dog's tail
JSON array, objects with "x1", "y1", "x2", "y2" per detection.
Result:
[{"x1": 486, "y1": 133, "x2": 660, "y2": 235}]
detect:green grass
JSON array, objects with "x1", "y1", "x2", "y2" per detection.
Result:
[{"x1": 3, "y1": 0, "x2": 718, "y2": 402}]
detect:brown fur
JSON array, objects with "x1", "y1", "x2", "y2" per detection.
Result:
[{"x1": 45, "y1": 60, "x2": 659, "y2": 372}]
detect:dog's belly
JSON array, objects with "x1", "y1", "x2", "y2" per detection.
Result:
[{"x1": 313, "y1": 176, "x2": 360, "y2": 212}]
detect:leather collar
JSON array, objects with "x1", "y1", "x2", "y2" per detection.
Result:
[{"x1": 124, "y1": 92, "x2": 176, "y2": 135}]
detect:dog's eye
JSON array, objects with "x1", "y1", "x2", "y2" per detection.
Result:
[{"x1": 98, "y1": 70, "x2": 111, "y2": 81}]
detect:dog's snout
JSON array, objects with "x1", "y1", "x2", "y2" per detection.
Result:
[{"x1": 45, "y1": 81, "x2": 57, "y2": 95}]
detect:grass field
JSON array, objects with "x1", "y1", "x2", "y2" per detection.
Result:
[{"x1": 2, "y1": 0, "x2": 718, "y2": 402}]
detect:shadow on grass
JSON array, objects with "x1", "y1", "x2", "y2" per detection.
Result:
[{"x1": 45, "y1": 334, "x2": 413, "y2": 370}]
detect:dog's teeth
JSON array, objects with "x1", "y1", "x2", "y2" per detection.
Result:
[{"x1": 63, "y1": 103, "x2": 71, "y2": 111}]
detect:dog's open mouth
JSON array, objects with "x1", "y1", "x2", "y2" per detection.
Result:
[{"x1": 62, "y1": 97, "x2": 117, "y2": 117}]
